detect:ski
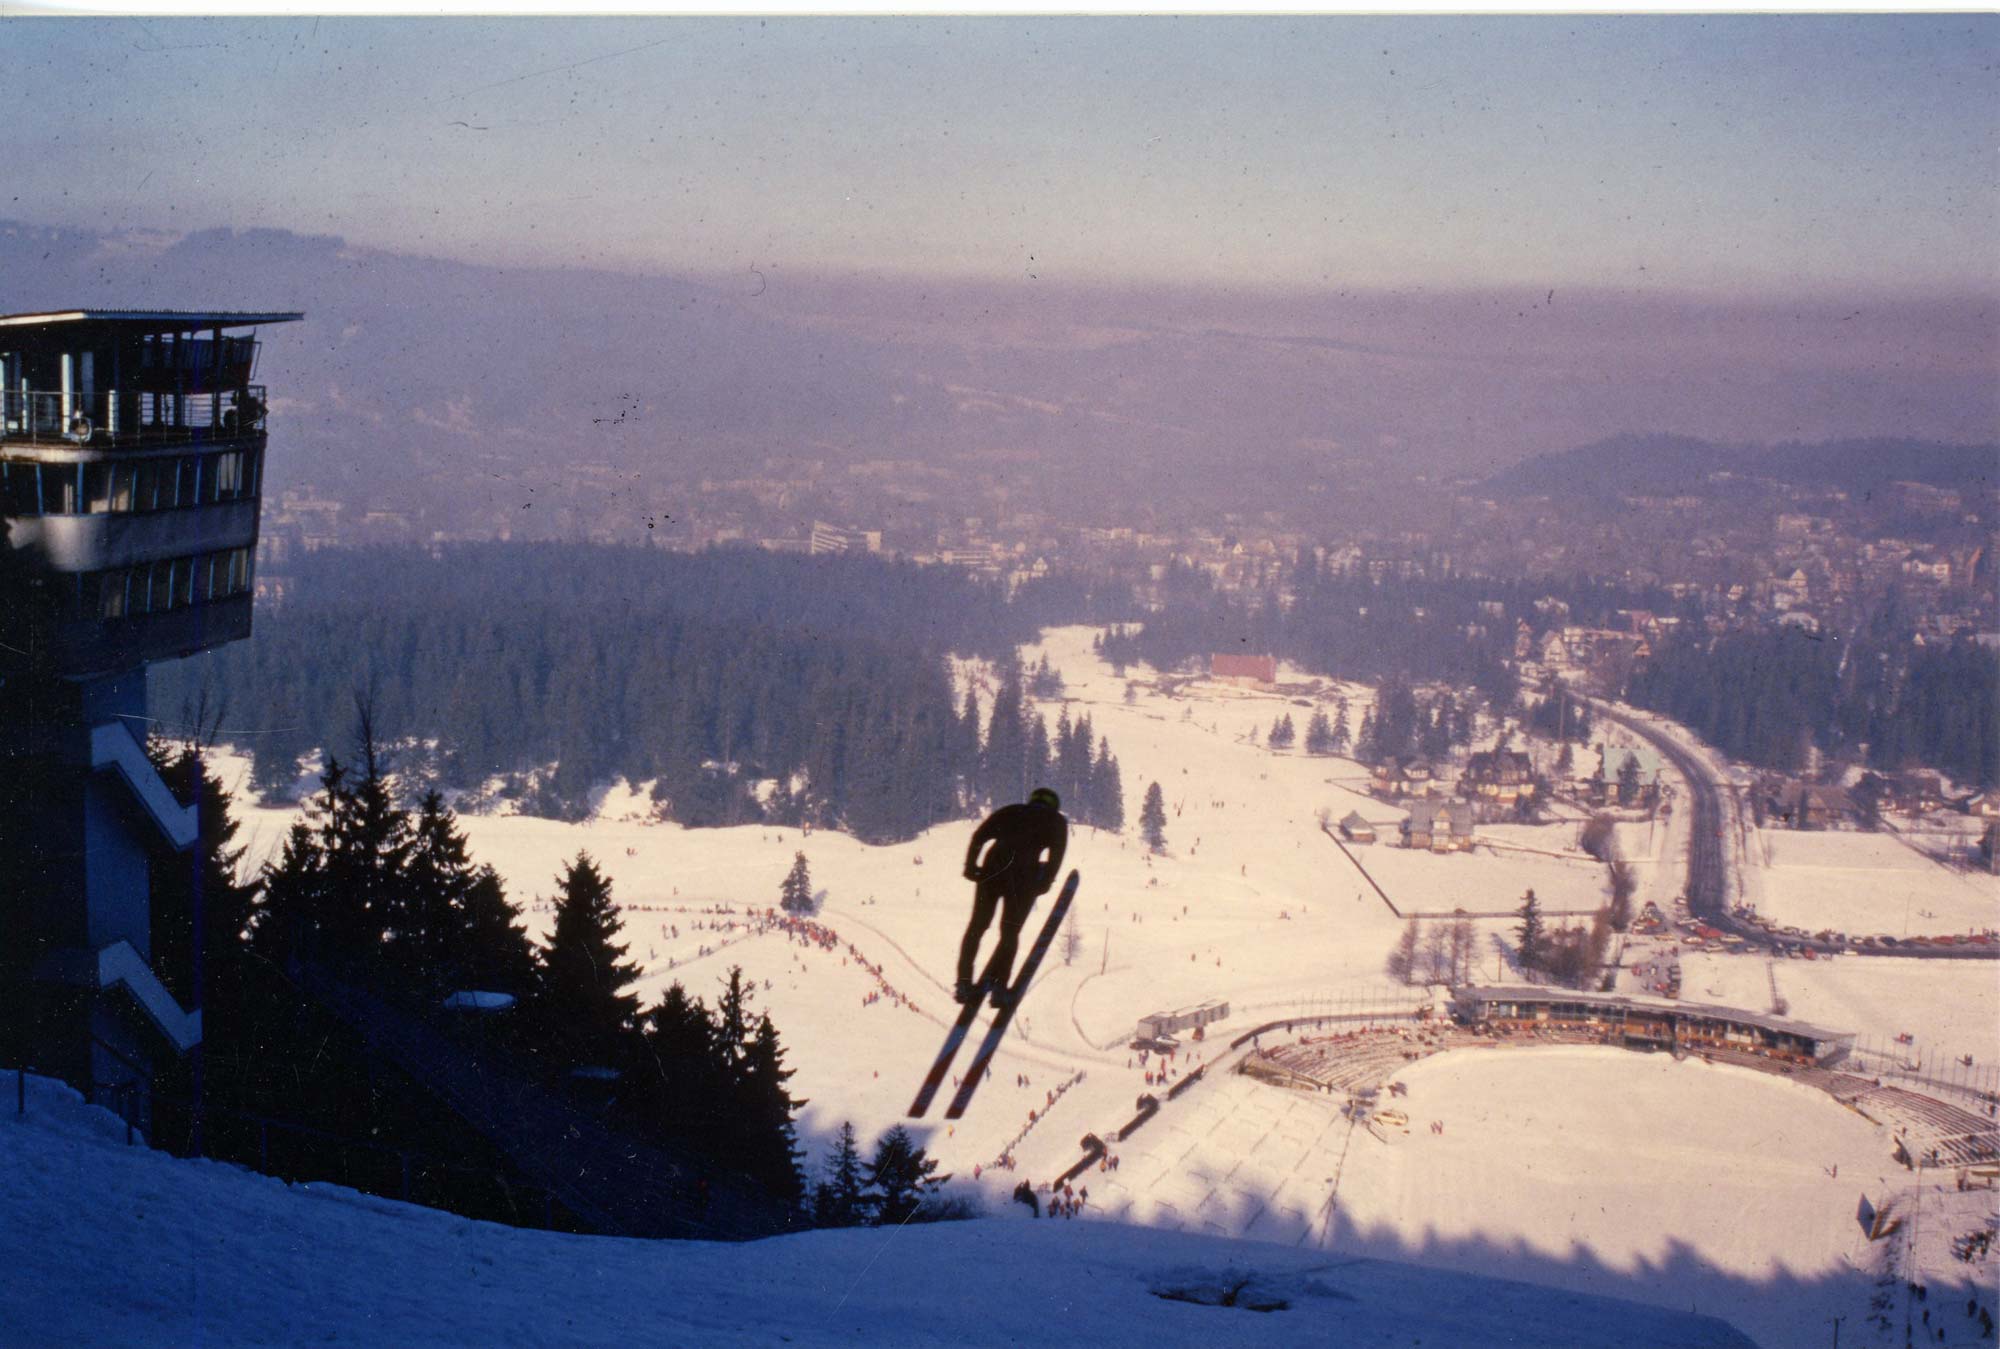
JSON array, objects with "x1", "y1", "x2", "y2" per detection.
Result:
[
  {"x1": 908, "y1": 959, "x2": 998, "y2": 1119},
  {"x1": 942, "y1": 869, "x2": 1080, "y2": 1121}
]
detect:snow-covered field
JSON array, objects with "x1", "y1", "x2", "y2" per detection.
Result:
[
  {"x1": 1744, "y1": 828, "x2": 2000, "y2": 940},
  {"x1": 176, "y1": 625, "x2": 2000, "y2": 1348},
  {"x1": 1680, "y1": 949, "x2": 2000, "y2": 1065},
  {"x1": 0, "y1": 1072, "x2": 1755, "y2": 1348}
]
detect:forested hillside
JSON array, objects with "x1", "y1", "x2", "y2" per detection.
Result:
[
  {"x1": 152, "y1": 545, "x2": 1125, "y2": 839},
  {"x1": 1626, "y1": 621, "x2": 2000, "y2": 786},
  {"x1": 1097, "y1": 557, "x2": 1675, "y2": 708}
]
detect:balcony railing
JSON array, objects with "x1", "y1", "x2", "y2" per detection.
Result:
[{"x1": 1, "y1": 385, "x2": 267, "y2": 448}]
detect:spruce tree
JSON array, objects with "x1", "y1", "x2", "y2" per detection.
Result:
[
  {"x1": 713, "y1": 965, "x2": 757, "y2": 1082},
  {"x1": 1515, "y1": 889, "x2": 1546, "y2": 975},
  {"x1": 864, "y1": 1124, "x2": 944, "y2": 1224},
  {"x1": 539, "y1": 852, "x2": 640, "y2": 1062},
  {"x1": 1304, "y1": 709, "x2": 1333, "y2": 755},
  {"x1": 1331, "y1": 698, "x2": 1352, "y2": 756},
  {"x1": 1092, "y1": 740, "x2": 1125, "y2": 833},
  {"x1": 403, "y1": 790, "x2": 477, "y2": 989},
  {"x1": 638, "y1": 982, "x2": 720, "y2": 1144},
  {"x1": 780, "y1": 851, "x2": 814, "y2": 916},
  {"x1": 148, "y1": 744, "x2": 261, "y2": 1007},
  {"x1": 256, "y1": 816, "x2": 328, "y2": 962},
  {"x1": 956, "y1": 688, "x2": 984, "y2": 814},
  {"x1": 983, "y1": 671, "x2": 1029, "y2": 805},
  {"x1": 317, "y1": 722, "x2": 414, "y2": 968},
  {"x1": 457, "y1": 865, "x2": 537, "y2": 996},
  {"x1": 1027, "y1": 714, "x2": 1053, "y2": 801},
  {"x1": 815, "y1": 1122, "x2": 868, "y2": 1227},
  {"x1": 737, "y1": 1013, "x2": 806, "y2": 1209},
  {"x1": 1269, "y1": 714, "x2": 1295, "y2": 750},
  {"x1": 1141, "y1": 781, "x2": 1168, "y2": 854},
  {"x1": 1617, "y1": 753, "x2": 1643, "y2": 806}
]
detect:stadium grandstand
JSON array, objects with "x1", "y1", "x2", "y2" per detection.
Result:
[{"x1": 1453, "y1": 985, "x2": 1855, "y2": 1066}]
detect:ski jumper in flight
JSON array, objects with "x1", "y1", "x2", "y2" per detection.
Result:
[{"x1": 957, "y1": 787, "x2": 1068, "y2": 1008}]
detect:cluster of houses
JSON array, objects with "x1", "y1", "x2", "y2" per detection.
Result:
[
  {"x1": 1332, "y1": 742, "x2": 1669, "y2": 855},
  {"x1": 1759, "y1": 773, "x2": 2000, "y2": 830}
]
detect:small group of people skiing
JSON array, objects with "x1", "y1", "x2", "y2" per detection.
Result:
[{"x1": 955, "y1": 786, "x2": 1068, "y2": 1008}]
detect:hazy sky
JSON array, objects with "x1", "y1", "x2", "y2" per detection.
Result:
[{"x1": 6, "y1": 15, "x2": 1996, "y2": 293}]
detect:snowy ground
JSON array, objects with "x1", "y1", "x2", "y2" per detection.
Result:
[
  {"x1": 0, "y1": 1072, "x2": 1756, "y2": 1347},
  {"x1": 1742, "y1": 828, "x2": 2000, "y2": 941},
  {"x1": 179, "y1": 625, "x2": 2000, "y2": 1348},
  {"x1": 1680, "y1": 950, "x2": 2000, "y2": 1069}
]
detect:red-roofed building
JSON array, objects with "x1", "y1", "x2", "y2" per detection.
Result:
[{"x1": 1210, "y1": 652, "x2": 1277, "y2": 685}]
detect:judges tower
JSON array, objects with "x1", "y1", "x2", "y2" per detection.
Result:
[{"x1": 0, "y1": 309, "x2": 301, "y2": 1124}]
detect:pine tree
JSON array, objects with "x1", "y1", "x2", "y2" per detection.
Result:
[
  {"x1": 1304, "y1": 709, "x2": 1334, "y2": 755},
  {"x1": 148, "y1": 744, "x2": 261, "y2": 1008},
  {"x1": 737, "y1": 1013, "x2": 806, "y2": 1210},
  {"x1": 539, "y1": 852, "x2": 640, "y2": 1061},
  {"x1": 457, "y1": 865, "x2": 538, "y2": 995},
  {"x1": 780, "y1": 851, "x2": 814, "y2": 916},
  {"x1": 638, "y1": 982, "x2": 721, "y2": 1143},
  {"x1": 1092, "y1": 740, "x2": 1125, "y2": 833},
  {"x1": 1141, "y1": 781, "x2": 1168, "y2": 854},
  {"x1": 864, "y1": 1124, "x2": 944, "y2": 1224},
  {"x1": 1617, "y1": 753, "x2": 1643, "y2": 806},
  {"x1": 1269, "y1": 714, "x2": 1295, "y2": 750},
  {"x1": 955, "y1": 688, "x2": 984, "y2": 815},
  {"x1": 814, "y1": 1121, "x2": 867, "y2": 1227},
  {"x1": 713, "y1": 964, "x2": 757, "y2": 1082},
  {"x1": 346, "y1": 714, "x2": 417, "y2": 962},
  {"x1": 1555, "y1": 740, "x2": 1575, "y2": 779},
  {"x1": 256, "y1": 815, "x2": 328, "y2": 962},
  {"x1": 983, "y1": 671, "x2": 1029, "y2": 806},
  {"x1": 1030, "y1": 654, "x2": 1063, "y2": 699},
  {"x1": 403, "y1": 789, "x2": 477, "y2": 989},
  {"x1": 1516, "y1": 888, "x2": 1546, "y2": 975},
  {"x1": 1331, "y1": 699, "x2": 1352, "y2": 756}
]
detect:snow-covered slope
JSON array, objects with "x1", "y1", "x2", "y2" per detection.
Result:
[
  {"x1": 172, "y1": 624, "x2": 1998, "y2": 1348},
  {"x1": 0, "y1": 1072, "x2": 1753, "y2": 1347}
]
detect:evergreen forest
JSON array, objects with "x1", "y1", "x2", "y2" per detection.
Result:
[
  {"x1": 1626, "y1": 621, "x2": 2000, "y2": 786},
  {"x1": 151, "y1": 544, "x2": 1124, "y2": 839}
]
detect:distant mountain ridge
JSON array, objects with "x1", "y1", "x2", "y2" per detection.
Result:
[
  {"x1": 1488, "y1": 434, "x2": 1998, "y2": 502},
  {"x1": 3, "y1": 218, "x2": 1994, "y2": 528}
]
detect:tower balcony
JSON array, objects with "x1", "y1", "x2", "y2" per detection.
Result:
[{"x1": 1, "y1": 384, "x2": 268, "y2": 451}]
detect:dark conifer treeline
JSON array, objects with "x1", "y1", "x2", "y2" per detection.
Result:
[
  {"x1": 152, "y1": 544, "x2": 1123, "y2": 839},
  {"x1": 1096, "y1": 555, "x2": 1668, "y2": 710},
  {"x1": 151, "y1": 729, "x2": 811, "y2": 1226},
  {"x1": 1626, "y1": 624, "x2": 2000, "y2": 786}
]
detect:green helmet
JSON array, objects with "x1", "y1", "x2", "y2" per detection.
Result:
[{"x1": 1029, "y1": 787, "x2": 1060, "y2": 810}]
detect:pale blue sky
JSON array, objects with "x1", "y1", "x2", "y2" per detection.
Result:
[{"x1": 5, "y1": 15, "x2": 1995, "y2": 292}]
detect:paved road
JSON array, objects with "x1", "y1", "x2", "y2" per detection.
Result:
[{"x1": 1593, "y1": 702, "x2": 1996, "y2": 962}]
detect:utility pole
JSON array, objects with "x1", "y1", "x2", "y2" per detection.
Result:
[{"x1": 1826, "y1": 1313, "x2": 1843, "y2": 1349}]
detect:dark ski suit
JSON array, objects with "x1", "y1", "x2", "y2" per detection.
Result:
[{"x1": 958, "y1": 799, "x2": 1068, "y2": 994}]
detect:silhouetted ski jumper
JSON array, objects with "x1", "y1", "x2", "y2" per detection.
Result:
[{"x1": 958, "y1": 788, "x2": 1068, "y2": 1006}]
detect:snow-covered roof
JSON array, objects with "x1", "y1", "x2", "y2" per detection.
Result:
[
  {"x1": 1598, "y1": 745, "x2": 1662, "y2": 784},
  {"x1": 441, "y1": 990, "x2": 517, "y2": 1012}
]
